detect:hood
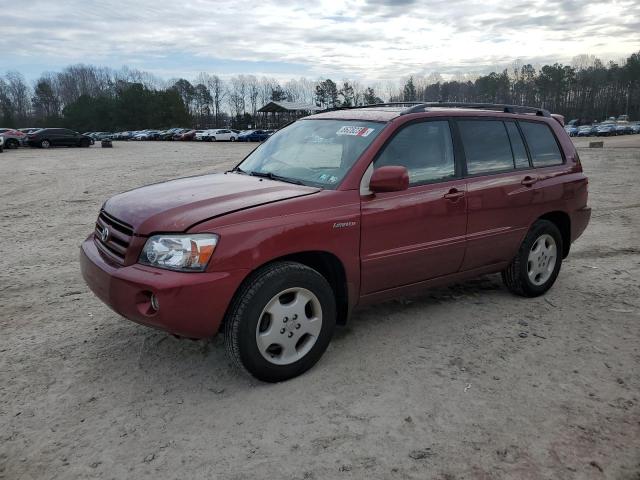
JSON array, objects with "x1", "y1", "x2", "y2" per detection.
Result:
[{"x1": 103, "y1": 173, "x2": 320, "y2": 235}]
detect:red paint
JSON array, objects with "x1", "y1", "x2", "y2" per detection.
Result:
[{"x1": 81, "y1": 107, "x2": 590, "y2": 338}]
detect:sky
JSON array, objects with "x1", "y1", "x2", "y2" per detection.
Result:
[{"x1": 1, "y1": 0, "x2": 638, "y2": 83}]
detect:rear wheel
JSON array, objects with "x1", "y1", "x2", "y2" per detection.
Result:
[
  {"x1": 6, "y1": 138, "x2": 19, "y2": 149},
  {"x1": 40, "y1": 139, "x2": 51, "y2": 148},
  {"x1": 224, "y1": 261, "x2": 336, "y2": 382},
  {"x1": 502, "y1": 220, "x2": 563, "y2": 297},
  {"x1": 230, "y1": 137, "x2": 236, "y2": 142}
]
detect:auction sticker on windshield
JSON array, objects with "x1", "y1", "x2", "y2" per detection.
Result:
[{"x1": 336, "y1": 126, "x2": 375, "y2": 137}]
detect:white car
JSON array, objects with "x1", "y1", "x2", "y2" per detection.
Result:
[
  {"x1": 204, "y1": 128, "x2": 237, "y2": 142},
  {"x1": 194, "y1": 130, "x2": 208, "y2": 141}
]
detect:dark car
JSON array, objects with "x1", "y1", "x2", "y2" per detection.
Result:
[
  {"x1": 237, "y1": 129, "x2": 270, "y2": 142},
  {"x1": 174, "y1": 129, "x2": 197, "y2": 141},
  {"x1": 27, "y1": 128, "x2": 92, "y2": 148},
  {"x1": 160, "y1": 128, "x2": 185, "y2": 140},
  {"x1": 81, "y1": 102, "x2": 590, "y2": 382}
]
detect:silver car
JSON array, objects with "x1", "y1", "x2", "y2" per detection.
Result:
[{"x1": 0, "y1": 128, "x2": 26, "y2": 148}]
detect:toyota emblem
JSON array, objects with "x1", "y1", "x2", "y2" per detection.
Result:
[{"x1": 100, "y1": 226, "x2": 110, "y2": 243}]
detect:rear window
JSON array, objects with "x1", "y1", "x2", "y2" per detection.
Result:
[
  {"x1": 519, "y1": 122, "x2": 563, "y2": 167},
  {"x1": 458, "y1": 120, "x2": 514, "y2": 174}
]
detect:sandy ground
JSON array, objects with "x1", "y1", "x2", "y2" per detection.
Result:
[{"x1": 1, "y1": 137, "x2": 639, "y2": 480}]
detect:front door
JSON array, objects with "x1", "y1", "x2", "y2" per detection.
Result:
[{"x1": 360, "y1": 120, "x2": 467, "y2": 294}]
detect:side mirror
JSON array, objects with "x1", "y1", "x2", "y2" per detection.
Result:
[{"x1": 369, "y1": 166, "x2": 409, "y2": 193}]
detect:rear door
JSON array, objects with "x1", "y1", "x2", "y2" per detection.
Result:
[
  {"x1": 360, "y1": 119, "x2": 467, "y2": 294},
  {"x1": 457, "y1": 119, "x2": 538, "y2": 271}
]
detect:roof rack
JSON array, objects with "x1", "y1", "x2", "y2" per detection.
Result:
[{"x1": 399, "y1": 102, "x2": 551, "y2": 117}]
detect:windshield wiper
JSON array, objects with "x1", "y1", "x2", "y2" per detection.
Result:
[{"x1": 246, "y1": 170, "x2": 305, "y2": 186}]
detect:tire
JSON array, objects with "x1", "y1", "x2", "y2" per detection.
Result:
[
  {"x1": 6, "y1": 138, "x2": 19, "y2": 149},
  {"x1": 224, "y1": 261, "x2": 336, "y2": 382},
  {"x1": 211, "y1": 137, "x2": 216, "y2": 142},
  {"x1": 79, "y1": 139, "x2": 90, "y2": 147},
  {"x1": 502, "y1": 220, "x2": 563, "y2": 297},
  {"x1": 230, "y1": 137, "x2": 236, "y2": 142},
  {"x1": 40, "y1": 139, "x2": 51, "y2": 148}
]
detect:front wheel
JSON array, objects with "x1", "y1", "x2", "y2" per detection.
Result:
[
  {"x1": 224, "y1": 262, "x2": 336, "y2": 382},
  {"x1": 230, "y1": 137, "x2": 236, "y2": 142},
  {"x1": 6, "y1": 138, "x2": 19, "y2": 149},
  {"x1": 502, "y1": 220, "x2": 563, "y2": 297},
  {"x1": 40, "y1": 139, "x2": 51, "y2": 148}
]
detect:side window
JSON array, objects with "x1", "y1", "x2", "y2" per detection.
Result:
[
  {"x1": 519, "y1": 121, "x2": 563, "y2": 167},
  {"x1": 504, "y1": 121, "x2": 530, "y2": 169},
  {"x1": 458, "y1": 120, "x2": 514, "y2": 174},
  {"x1": 374, "y1": 121, "x2": 455, "y2": 186}
]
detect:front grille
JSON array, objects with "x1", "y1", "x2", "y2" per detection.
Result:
[{"x1": 94, "y1": 211, "x2": 133, "y2": 265}]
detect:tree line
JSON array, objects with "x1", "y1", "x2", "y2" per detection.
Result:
[{"x1": 0, "y1": 51, "x2": 638, "y2": 131}]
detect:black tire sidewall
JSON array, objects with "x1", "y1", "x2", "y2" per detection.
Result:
[
  {"x1": 518, "y1": 220, "x2": 563, "y2": 296},
  {"x1": 234, "y1": 265, "x2": 336, "y2": 382}
]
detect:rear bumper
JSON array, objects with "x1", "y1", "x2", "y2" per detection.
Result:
[
  {"x1": 80, "y1": 235, "x2": 248, "y2": 338},
  {"x1": 570, "y1": 206, "x2": 591, "y2": 243}
]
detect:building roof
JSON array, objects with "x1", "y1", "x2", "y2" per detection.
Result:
[{"x1": 258, "y1": 101, "x2": 323, "y2": 113}]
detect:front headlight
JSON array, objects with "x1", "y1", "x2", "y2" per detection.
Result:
[{"x1": 139, "y1": 234, "x2": 218, "y2": 272}]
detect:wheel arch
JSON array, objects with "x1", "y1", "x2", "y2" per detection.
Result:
[
  {"x1": 537, "y1": 211, "x2": 571, "y2": 258},
  {"x1": 224, "y1": 250, "x2": 350, "y2": 328}
]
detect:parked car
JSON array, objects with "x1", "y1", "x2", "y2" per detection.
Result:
[
  {"x1": 133, "y1": 130, "x2": 160, "y2": 140},
  {"x1": 174, "y1": 129, "x2": 197, "y2": 141},
  {"x1": 194, "y1": 130, "x2": 209, "y2": 141},
  {"x1": 564, "y1": 125, "x2": 578, "y2": 137},
  {"x1": 81, "y1": 102, "x2": 591, "y2": 382},
  {"x1": 203, "y1": 128, "x2": 238, "y2": 142},
  {"x1": 615, "y1": 124, "x2": 632, "y2": 135},
  {"x1": 162, "y1": 128, "x2": 187, "y2": 140},
  {"x1": 237, "y1": 129, "x2": 270, "y2": 142},
  {"x1": 631, "y1": 123, "x2": 640, "y2": 134},
  {"x1": 0, "y1": 128, "x2": 27, "y2": 148},
  {"x1": 576, "y1": 125, "x2": 596, "y2": 137},
  {"x1": 595, "y1": 124, "x2": 617, "y2": 136},
  {"x1": 112, "y1": 131, "x2": 135, "y2": 141},
  {"x1": 19, "y1": 127, "x2": 41, "y2": 135},
  {"x1": 27, "y1": 128, "x2": 92, "y2": 148}
]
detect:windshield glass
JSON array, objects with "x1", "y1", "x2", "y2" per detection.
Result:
[{"x1": 236, "y1": 119, "x2": 384, "y2": 188}]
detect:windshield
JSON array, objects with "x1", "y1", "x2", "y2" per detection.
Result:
[{"x1": 236, "y1": 119, "x2": 384, "y2": 188}]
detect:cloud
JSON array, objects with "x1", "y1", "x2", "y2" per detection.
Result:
[{"x1": 0, "y1": 0, "x2": 637, "y2": 82}]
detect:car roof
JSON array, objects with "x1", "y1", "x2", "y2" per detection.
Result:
[{"x1": 307, "y1": 103, "x2": 553, "y2": 123}]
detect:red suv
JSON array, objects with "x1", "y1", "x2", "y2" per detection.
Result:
[{"x1": 81, "y1": 103, "x2": 590, "y2": 382}]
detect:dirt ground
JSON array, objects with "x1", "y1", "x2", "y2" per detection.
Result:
[{"x1": 1, "y1": 136, "x2": 639, "y2": 480}]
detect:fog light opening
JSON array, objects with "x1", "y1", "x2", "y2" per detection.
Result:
[{"x1": 150, "y1": 293, "x2": 160, "y2": 312}]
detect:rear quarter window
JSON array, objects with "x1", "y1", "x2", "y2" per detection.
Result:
[{"x1": 519, "y1": 121, "x2": 564, "y2": 167}]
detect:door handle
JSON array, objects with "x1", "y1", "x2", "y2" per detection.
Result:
[
  {"x1": 521, "y1": 176, "x2": 538, "y2": 187},
  {"x1": 443, "y1": 188, "x2": 465, "y2": 200}
]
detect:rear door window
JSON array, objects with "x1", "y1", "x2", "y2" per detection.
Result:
[
  {"x1": 458, "y1": 120, "x2": 514, "y2": 174},
  {"x1": 519, "y1": 121, "x2": 563, "y2": 167}
]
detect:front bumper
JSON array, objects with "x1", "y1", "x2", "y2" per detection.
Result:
[{"x1": 80, "y1": 235, "x2": 248, "y2": 338}]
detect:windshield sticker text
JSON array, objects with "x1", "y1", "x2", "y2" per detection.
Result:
[{"x1": 336, "y1": 126, "x2": 375, "y2": 137}]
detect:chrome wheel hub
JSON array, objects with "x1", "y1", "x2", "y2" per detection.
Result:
[
  {"x1": 527, "y1": 233, "x2": 557, "y2": 286},
  {"x1": 255, "y1": 287, "x2": 322, "y2": 365}
]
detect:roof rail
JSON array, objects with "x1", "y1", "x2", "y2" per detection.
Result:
[{"x1": 400, "y1": 102, "x2": 551, "y2": 117}]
